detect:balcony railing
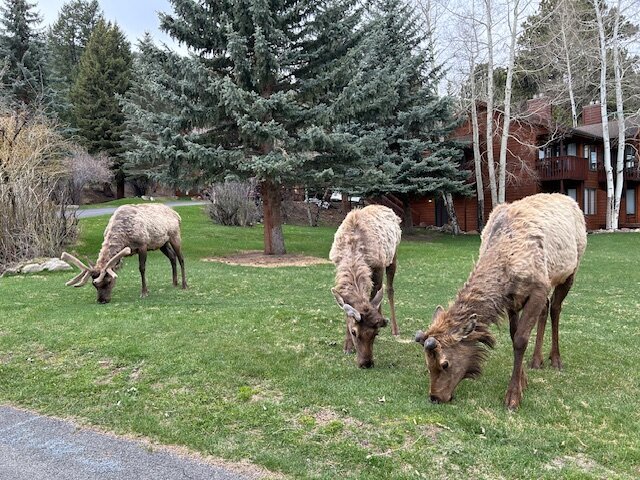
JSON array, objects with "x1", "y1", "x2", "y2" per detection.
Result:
[
  {"x1": 537, "y1": 156, "x2": 589, "y2": 181},
  {"x1": 597, "y1": 161, "x2": 640, "y2": 182}
]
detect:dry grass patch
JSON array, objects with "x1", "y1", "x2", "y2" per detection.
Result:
[{"x1": 202, "y1": 251, "x2": 331, "y2": 267}]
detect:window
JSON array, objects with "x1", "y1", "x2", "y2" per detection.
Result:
[
  {"x1": 589, "y1": 149, "x2": 597, "y2": 170},
  {"x1": 625, "y1": 145, "x2": 636, "y2": 169},
  {"x1": 567, "y1": 188, "x2": 577, "y2": 201},
  {"x1": 627, "y1": 188, "x2": 636, "y2": 215},
  {"x1": 584, "y1": 188, "x2": 596, "y2": 215},
  {"x1": 583, "y1": 144, "x2": 598, "y2": 170},
  {"x1": 567, "y1": 143, "x2": 577, "y2": 156},
  {"x1": 538, "y1": 148, "x2": 545, "y2": 160}
]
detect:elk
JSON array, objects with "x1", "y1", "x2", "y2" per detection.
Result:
[
  {"x1": 415, "y1": 194, "x2": 587, "y2": 409},
  {"x1": 330, "y1": 204, "x2": 402, "y2": 368},
  {"x1": 62, "y1": 204, "x2": 187, "y2": 303}
]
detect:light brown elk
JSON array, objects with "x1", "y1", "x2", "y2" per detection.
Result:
[
  {"x1": 330, "y1": 205, "x2": 401, "y2": 368},
  {"x1": 62, "y1": 204, "x2": 187, "y2": 303},
  {"x1": 415, "y1": 193, "x2": 587, "y2": 409}
]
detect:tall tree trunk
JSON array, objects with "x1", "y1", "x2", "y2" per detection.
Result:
[
  {"x1": 442, "y1": 191, "x2": 461, "y2": 235},
  {"x1": 470, "y1": 70, "x2": 485, "y2": 231},
  {"x1": 116, "y1": 168, "x2": 125, "y2": 199},
  {"x1": 484, "y1": 0, "x2": 498, "y2": 208},
  {"x1": 612, "y1": 0, "x2": 624, "y2": 228},
  {"x1": 497, "y1": 0, "x2": 519, "y2": 204},
  {"x1": 560, "y1": 16, "x2": 578, "y2": 128},
  {"x1": 341, "y1": 193, "x2": 351, "y2": 214},
  {"x1": 401, "y1": 196, "x2": 414, "y2": 231},
  {"x1": 261, "y1": 179, "x2": 286, "y2": 255},
  {"x1": 594, "y1": 1, "x2": 614, "y2": 230}
]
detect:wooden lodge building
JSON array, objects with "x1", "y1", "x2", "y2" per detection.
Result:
[{"x1": 409, "y1": 97, "x2": 640, "y2": 231}]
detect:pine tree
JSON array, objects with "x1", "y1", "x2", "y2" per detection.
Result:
[
  {"x1": 135, "y1": 0, "x2": 368, "y2": 254},
  {"x1": 337, "y1": 0, "x2": 470, "y2": 227},
  {"x1": 0, "y1": 0, "x2": 47, "y2": 106},
  {"x1": 70, "y1": 20, "x2": 132, "y2": 198},
  {"x1": 120, "y1": 34, "x2": 195, "y2": 191},
  {"x1": 47, "y1": 0, "x2": 103, "y2": 126}
]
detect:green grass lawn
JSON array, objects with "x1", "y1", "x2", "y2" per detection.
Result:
[{"x1": 1, "y1": 206, "x2": 638, "y2": 479}]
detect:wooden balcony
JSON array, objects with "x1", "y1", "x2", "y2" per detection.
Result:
[
  {"x1": 537, "y1": 156, "x2": 588, "y2": 181},
  {"x1": 597, "y1": 161, "x2": 640, "y2": 183}
]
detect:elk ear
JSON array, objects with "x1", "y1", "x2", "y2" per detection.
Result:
[
  {"x1": 343, "y1": 304, "x2": 362, "y2": 322},
  {"x1": 432, "y1": 305, "x2": 444, "y2": 323},
  {"x1": 370, "y1": 287, "x2": 384, "y2": 311},
  {"x1": 331, "y1": 288, "x2": 345, "y2": 308},
  {"x1": 452, "y1": 314, "x2": 477, "y2": 341}
]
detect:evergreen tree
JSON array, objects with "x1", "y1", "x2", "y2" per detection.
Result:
[
  {"x1": 47, "y1": 0, "x2": 103, "y2": 126},
  {"x1": 120, "y1": 34, "x2": 195, "y2": 191},
  {"x1": 130, "y1": 0, "x2": 368, "y2": 254},
  {"x1": 0, "y1": 0, "x2": 47, "y2": 106},
  {"x1": 70, "y1": 20, "x2": 132, "y2": 198},
  {"x1": 336, "y1": 0, "x2": 470, "y2": 227}
]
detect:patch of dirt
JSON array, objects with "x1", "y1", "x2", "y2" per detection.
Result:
[
  {"x1": 282, "y1": 200, "x2": 349, "y2": 227},
  {"x1": 203, "y1": 251, "x2": 331, "y2": 268}
]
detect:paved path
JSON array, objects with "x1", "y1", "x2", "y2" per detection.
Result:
[
  {"x1": 0, "y1": 406, "x2": 253, "y2": 480},
  {"x1": 74, "y1": 201, "x2": 208, "y2": 219}
]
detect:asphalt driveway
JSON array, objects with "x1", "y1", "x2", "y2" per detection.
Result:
[{"x1": 0, "y1": 406, "x2": 257, "y2": 480}]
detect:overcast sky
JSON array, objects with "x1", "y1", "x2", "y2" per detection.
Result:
[{"x1": 37, "y1": 0, "x2": 186, "y2": 53}]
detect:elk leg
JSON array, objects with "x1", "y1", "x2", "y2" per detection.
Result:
[
  {"x1": 386, "y1": 255, "x2": 398, "y2": 336},
  {"x1": 549, "y1": 274, "x2": 574, "y2": 369},
  {"x1": 169, "y1": 237, "x2": 187, "y2": 289},
  {"x1": 138, "y1": 247, "x2": 148, "y2": 297},
  {"x1": 370, "y1": 267, "x2": 384, "y2": 307},
  {"x1": 505, "y1": 290, "x2": 547, "y2": 410},
  {"x1": 530, "y1": 298, "x2": 550, "y2": 369},
  {"x1": 160, "y1": 242, "x2": 178, "y2": 286},
  {"x1": 508, "y1": 309, "x2": 527, "y2": 391},
  {"x1": 344, "y1": 318, "x2": 354, "y2": 354}
]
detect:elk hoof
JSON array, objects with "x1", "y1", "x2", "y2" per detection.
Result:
[
  {"x1": 550, "y1": 357, "x2": 563, "y2": 370},
  {"x1": 141, "y1": 290, "x2": 149, "y2": 298},
  {"x1": 529, "y1": 358, "x2": 543, "y2": 369}
]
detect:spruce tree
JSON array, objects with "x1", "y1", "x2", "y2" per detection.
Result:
[
  {"x1": 337, "y1": 0, "x2": 470, "y2": 227},
  {"x1": 0, "y1": 0, "x2": 46, "y2": 106},
  {"x1": 140, "y1": 0, "x2": 367, "y2": 254},
  {"x1": 48, "y1": 0, "x2": 103, "y2": 126},
  {"x1": 120, "y1": 34, "x2": 195, "y2": 191},
  {"x1": 70, "y1": 20, "x2": 132, "y2": 198}
]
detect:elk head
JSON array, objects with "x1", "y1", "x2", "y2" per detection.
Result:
[
  {"x1": 332, "y1": 287, "x2": 388, "y2": 368},
  {"x1": 415, "y1": 306, "x2": 478, "y2": 403},
  {"x1": 61, "y1": 247, "x2": 131, "y2": 304}
]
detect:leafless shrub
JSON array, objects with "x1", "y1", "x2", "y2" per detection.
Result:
[
  {"x1": 0, "y1": 107, "x2": 77, "y2": 270},
  {"x1": 66, "y1": 148, "x2": 113, "y2": 204},
  {"x1": 206, "y1": 180, "x2": 260, "y2": 227}
]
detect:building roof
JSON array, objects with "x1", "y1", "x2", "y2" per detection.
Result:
[{"x1": 570, "y1": 116, "x2": 640, "y2": 142}]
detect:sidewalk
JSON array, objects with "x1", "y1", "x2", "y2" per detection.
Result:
[
  {"x1": 0, "y1": 406, "x2": 255, "y2": 480},
  {"x1": 74, "y1": 201, "x2": 208, "y2": 219}
]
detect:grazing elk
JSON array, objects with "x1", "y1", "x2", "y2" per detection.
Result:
[
  {"x1": 62, "y1": 204, "x2": 187, "y2": 303},
  {"x1": 415, "y1": 194, "x2": 586, "y2": 409},
  {"x1": 330, "y1": 205, "x2": 402, "y2": 368}
]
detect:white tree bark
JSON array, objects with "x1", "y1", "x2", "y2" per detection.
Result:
[
  {"x1": 470, "y1": 64, "x2": 486, "y2": 230},
  {"x1": 612, "y1": 0, "x2": 624, "y2": 228},
  {"x1": 484, "y1": 0, "x2": 498, "y2": 207},
  {"x1": 559, "y1": 5, "x2": 578, "y2": 128},
  {"x1": 497, "y1": 0, "x2": 520, "y2": 204},
  {"x1": 594, "y1": 0, "x2": 615, "y2": 230}
]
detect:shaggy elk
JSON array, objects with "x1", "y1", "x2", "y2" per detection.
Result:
[
  {"x1": 330, "y1": 205, "x2": 402, "y2": 368},
  {"x1": 415, "y1": 194, "x2": 586, "y2": 409},
  {"x1": 62, "y1": 204, "x2": 187, "y2": 303}
]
